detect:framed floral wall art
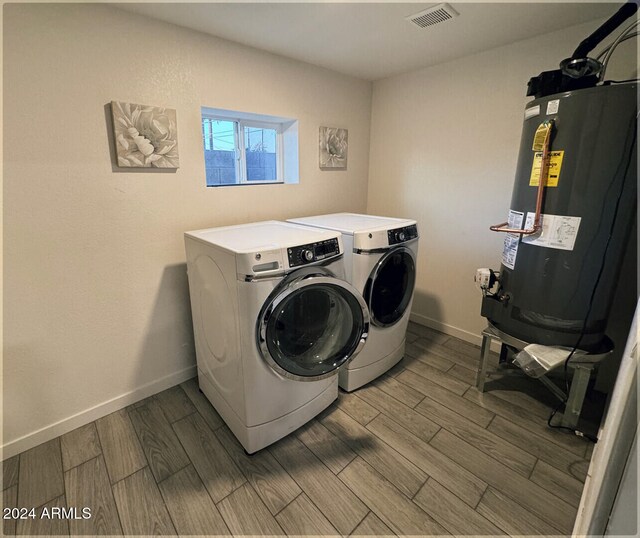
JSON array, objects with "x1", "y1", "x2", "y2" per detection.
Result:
[
  {"x1": 319, "y1": 126, "x2": 348, "y2": 170},
  {"x1": 111, "y1": 101, "x2": 179, "y2": 168}
]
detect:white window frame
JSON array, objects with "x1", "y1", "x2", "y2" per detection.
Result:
[
  {"x1": 238, "y1": 120, "x2": 284, "y2": 184},
  {"x1": 202, "y1": 107, "x2": 299, "y2": 187}
]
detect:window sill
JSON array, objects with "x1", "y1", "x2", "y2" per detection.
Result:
[{"x1": 206, "y1": 181, "x2": 287, "y2": 187}]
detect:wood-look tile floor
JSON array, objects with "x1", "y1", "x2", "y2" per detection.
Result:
[{"x1": 2, "y1": 322, "x2": 596, "y2": 536}]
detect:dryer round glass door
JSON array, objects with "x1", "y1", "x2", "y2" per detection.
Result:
[
  {"x1": 365, "y1": 247, "x2": 416, "y2": 327},
  {"x1": 258, "y1": 275, "x2": 369, "y2": 381}
]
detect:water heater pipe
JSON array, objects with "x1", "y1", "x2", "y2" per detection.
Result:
[
  {"x1": 571, "y1": 1, "x2": 638, "y2": 60},
  {"x1": 490, "y1": 120, "x2": 555, "y2": 235}
]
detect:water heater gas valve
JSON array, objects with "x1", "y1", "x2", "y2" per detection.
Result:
[{"x1": 475, "y1": 268, "x2": 499, "y2": 295}]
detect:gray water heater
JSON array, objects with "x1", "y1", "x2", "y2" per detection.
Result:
[{"x1": 481, "y1": 82, "x2": 637, "y2": 351}]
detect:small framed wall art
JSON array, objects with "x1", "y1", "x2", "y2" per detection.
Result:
[
  {"x1": 111, "y1": 101, "x2": 179, "y2": 168},
  {"x1": 319, "y1": 126, "x2": 348, "y2": 170}
]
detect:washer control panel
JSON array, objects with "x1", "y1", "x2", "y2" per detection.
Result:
[
  {"x1": 288, "y1": 238, "x2": 340, "y2": 267},
  {"x1": 388, "y1": 224, "x2": 418, "y2": 245}
]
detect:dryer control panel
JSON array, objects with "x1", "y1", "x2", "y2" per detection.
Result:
[
  {"x1": 388, "y1": 224, "x2": 418, "y2": 245},
  {"x1": 288, "y1": 238, "x2": 340, "y2": 267}
]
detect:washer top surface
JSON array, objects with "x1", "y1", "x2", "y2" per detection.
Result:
[
  {"x1": 289, "y1": 213, "x2": 416, "y2": 235},
  {"x1": 185, "y1": 220, "x2": 339, "y2": 254}
]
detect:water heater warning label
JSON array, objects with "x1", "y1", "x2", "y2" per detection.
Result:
[
  {"x1": 546, "y1": 99, "x2": 560, "y2": 115},
  {"x1": 522, "y1": 213, "x2": 581, "y2": 251},
  {"x1": 502, "y1": 210, "x2": 524, "y2": 270},
  {"x1": 529, "y1": 150, "x2": 564, "y2": 187}
]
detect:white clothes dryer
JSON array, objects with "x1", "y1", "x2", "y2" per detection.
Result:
[
  {"x1": 288, "y1": 213, "x2": 418, "y2": 391},
  {"x1": 184, "y1": 221, "x2": 369, "y2": 453}
]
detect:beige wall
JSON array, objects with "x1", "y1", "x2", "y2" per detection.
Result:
[
  {"x1": 3, "y1": 3, "x2": 372, "y2": 456},
  {"x1": 367, "y1": 19, "x2": 637, "y2": 349}
]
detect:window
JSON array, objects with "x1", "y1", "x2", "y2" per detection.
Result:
[{"x1": 201, "y1": 107, "x2": 299, "y2": 187}]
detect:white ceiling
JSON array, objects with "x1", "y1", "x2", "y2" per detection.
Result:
[{"x1": 115, "y1": 2, "x2": 619, "y2": 80}]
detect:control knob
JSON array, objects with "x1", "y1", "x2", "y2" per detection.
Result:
[
  {"x1": 301, "y1": 249, "x2": 314, "y2": 262},
  {"x1": 396, "y1": 231, "x2": 406, "y2": 242}
]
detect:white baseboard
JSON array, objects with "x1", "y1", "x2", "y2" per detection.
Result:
[
  {"x1": 409, "y1": 312, "x2": 502, "y2": 353},
  {"x1": 2, "y1": 365, "x2": 197, "y2": 460}
]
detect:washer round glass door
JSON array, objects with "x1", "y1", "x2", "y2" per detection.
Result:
[
  {"x1": 365, "y1": 247, "x2": 416, "y2": 327},
  {"x1": 257, "y1": 271, "x2": 369, "y2": 381}
]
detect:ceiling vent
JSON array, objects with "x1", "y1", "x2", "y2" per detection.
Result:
[{"x1": 406, "y1": 3, "x2": 459, "y2": 29}]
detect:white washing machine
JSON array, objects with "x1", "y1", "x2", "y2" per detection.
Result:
[
  {"x1": 184, "y1": 221, "x2": 369, "y2": 453},
  {"x1": 288, "y1": 213, "x2": 418, "y2": 391}
]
